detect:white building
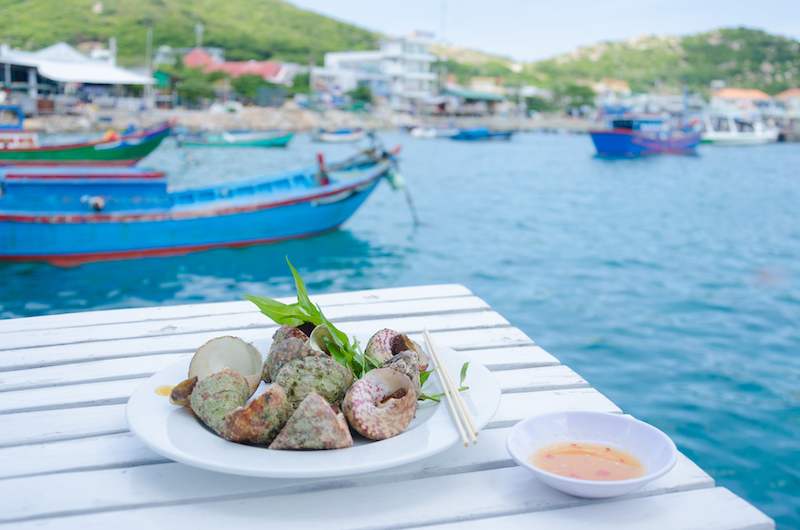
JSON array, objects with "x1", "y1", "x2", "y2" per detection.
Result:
[{"x1": 311, "y1": 34, "x2": 438, "y2": 111}]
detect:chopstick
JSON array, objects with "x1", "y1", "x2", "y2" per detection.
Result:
[{"x1": 423, "y1": 327, "x2": 478, "y2": 446}]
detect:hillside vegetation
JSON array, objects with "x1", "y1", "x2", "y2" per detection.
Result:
[
  {"x1": 530, "y1": 28, "x2": 800, "y2": 94},
  {"x1": 0, "y1": 2, "x2": 796, "y2": 97},
  {"x1": 0, "y1": 0, "x2": 380, "y2": 65},
  {"x1": 436, "y1": 28, "x2": 800, "y2": 95}
]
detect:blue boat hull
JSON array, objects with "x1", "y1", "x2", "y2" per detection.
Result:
[
  {"x1": 590, "y1": 130, "x2": 702, "y2": 156},
  {"x1": 0, "y1": 156, "x2": 391, "y2": 266},
  {"x1": 451, "y1": 127, "x2": 514, "y2": 141}
]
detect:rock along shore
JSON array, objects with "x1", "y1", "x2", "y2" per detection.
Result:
[{"x1": 22, "y1": 101, "x2": 593, "y2": 134}]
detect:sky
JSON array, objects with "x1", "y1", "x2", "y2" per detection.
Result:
[{"x1": 289, "y1": 0, "x2": 800, "y2": 62}]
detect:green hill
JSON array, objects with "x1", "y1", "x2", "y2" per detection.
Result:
[
  {"x1": 436, "y1": 28, "x2": 800, "y2": 96},
  {"x1": 528, "y1": 28, "x2": 800, "y2": 95},
  {"x1": 0, "y1": 0, "x2": 380, "y2": 65}
]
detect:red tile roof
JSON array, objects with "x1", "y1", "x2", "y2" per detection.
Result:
[
  {"x1": 711, "y1": 88, "x2": 772, "y2": 101},
  {"x1": 776, "y1": 88, "x2": 800, "y2": 100},
  {"x1": 183, "y1": 48, "x2": 216, "y2": 68},
  {"x1": 204, "y1": 60, "x2": 282, "y2": 79}
]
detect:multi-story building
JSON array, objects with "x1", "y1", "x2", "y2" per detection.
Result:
[{"x1": 311, "y1": 33, "x2": 438, "y2": 110}]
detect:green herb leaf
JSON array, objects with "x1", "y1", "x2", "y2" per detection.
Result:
[
  {"x1": 419, "y1": 369, "x2": 433, "y2": 386},
  {"x1": 460, "y1": 362, "x2": 469, "y2": 387}
]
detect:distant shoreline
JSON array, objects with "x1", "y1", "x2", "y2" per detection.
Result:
[{"x1": 22, "y1": 103, "x2": 594, "y2": 134}]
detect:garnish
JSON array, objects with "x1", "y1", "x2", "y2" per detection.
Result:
[
  {"x1": 418, "y1": 362, "x2": 470, "y2": 402},
  {"x1": 244, "y1": 257, "x2": 457, "y2": 396},
  {"x1": 244, "y1": 258, "x2": 379, "y2": 379}
]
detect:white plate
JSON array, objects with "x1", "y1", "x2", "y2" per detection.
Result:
[{"x1": 126, "y1": 338, "x2": 501, "y2": 478}]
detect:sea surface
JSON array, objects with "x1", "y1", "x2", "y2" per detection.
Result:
[{"x1": 2, "y1": 129, "x2": 799, "y2": 528}]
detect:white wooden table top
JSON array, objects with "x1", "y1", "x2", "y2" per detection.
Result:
[{"x1": 0, "y1": 284, "x2": 774, "y2": 529}]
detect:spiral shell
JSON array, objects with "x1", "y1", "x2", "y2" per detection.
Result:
[
  {"x1": 341, "y1": 368, "x2": 416, "y2": 440},
  {"x1": 364, "y1": 329, "x2": 430, "y2": 371}
]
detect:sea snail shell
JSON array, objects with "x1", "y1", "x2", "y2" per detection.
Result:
[
  {"x1": 341, "y1": 368, "x2": 417, "y2": 440},
  {"x1": 364, "y1": 329, "x2": 430, "y2": 372}
]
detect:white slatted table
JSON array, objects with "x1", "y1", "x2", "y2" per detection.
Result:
[{"x1": 0, "y1": 284, "x2": 774, "y2": 529}]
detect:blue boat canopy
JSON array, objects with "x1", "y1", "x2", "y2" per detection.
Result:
[{"x1": 0, "y1": 106, "x2": 25, "y2": 130}]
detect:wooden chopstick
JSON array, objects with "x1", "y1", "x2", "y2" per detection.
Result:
[{"x1": 423, "y1": 327, "x2": 478, "y2": 446}]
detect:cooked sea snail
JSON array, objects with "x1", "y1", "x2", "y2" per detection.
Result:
[
  {"x1": 269, "y1": 392, "x2": 353, "y2": 450},
  {"x1": 189, "y1": 370, "x2": 293, "y2": 444},
  {"x1": 364, "y1": 329, "x2": 430, "y2": 372},
  {"x1": 171, "y1": 326, "x2": 432, "y2": 449},
  {"x1": 188, "y1": 336, "x2": 263, "y2": 396},
  {"x1": 342, "y1": 367, "x2": 417, "y2": 440}
]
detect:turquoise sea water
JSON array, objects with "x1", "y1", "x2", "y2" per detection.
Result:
[{"x1": 2, "y1": 131, "x2": 799, "y2": 528}]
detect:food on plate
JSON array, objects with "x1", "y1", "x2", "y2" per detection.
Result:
[
  {"x1": 342, "y1": 368, "x2": 417, "y2": 440},
  {"x1": 262, "y1": 335, "x2": 321, "y2": 383},
  {"x1": 365, "y1": 329, "x2": 430, "y2": 371},
  {"x1": 188, "y1": 336, "x2": 262, "y2": 396},
  {"x1": 189, "y1": 370, "x2": 251, "y2": 434},
  {"x1": 221, "y1": 384, "x2": 293, "y2": 444},
  {"x1": 272, "y1": 355, "x2": 354, "y2": 408},
  {"x1": 380, "y1": 350, "x2": 422, "y2": 401},
  {"x1": 165, "y1": 258, "x2": 470, "y2": 451},
  {"x1": 189, "y1": 370, "x2": 293, "y2": 444},
  {"x1": 169, "y1": 376, "x2": 197, "y2": 406},
  {"x1": 269, "y1": 393, "x2": 353, "y2": 450}
]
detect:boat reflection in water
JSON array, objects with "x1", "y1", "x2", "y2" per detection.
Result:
[
  {"x1": 0, "y1": 228, "x2": 405, "y2": 317},
  {"x1": 0, "y1": 148, "x2": 399, "y2": 267}
]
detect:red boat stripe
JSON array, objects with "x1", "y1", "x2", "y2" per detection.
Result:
[
  {"x1": 0, "y1": 226, "x2": 341, "y2": 268},
  {"x1": 4, "y1": 172, "x2": 165, "y2": 180}
]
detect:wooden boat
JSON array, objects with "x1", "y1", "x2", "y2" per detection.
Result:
[
  {"x1": 701, "y1": 114, "x2": 779, "y2": 145},
  {"x1": 0, "y1": 149, "x2": 396, "y2": 266},
  {"x1": 590, "y1": 115, "x2": 702, "y2": 156},
  {"x1": 176, "y1": 130, "x2": 294, "y2": 147},
  {"x1": 450, "y1": 127, "x2": 514, "y2": 141},
  {"x1": 311, "y1": 128, "x2": 368, "y2": 143},
  {"x1": 0, "y1": 105, "x2": 172, "y2": 166},
  {"x1": 410, "y1": 126, "x2": 460, "y2": 138}
]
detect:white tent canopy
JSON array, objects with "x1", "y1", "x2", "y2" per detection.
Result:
[{"x1": 0, "y1": 42, "x2": 154, "y2": 85}]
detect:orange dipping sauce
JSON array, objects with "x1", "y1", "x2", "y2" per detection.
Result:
[{"x1": 529, "y1": 442, "x2": 646, "y2": 481}]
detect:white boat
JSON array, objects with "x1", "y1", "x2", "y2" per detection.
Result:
[
  {"x1": 701, "y1": 114, "x2": 779, "y2": 145},
  {"x1": 409, "y1": 126, "x2": 460, "y2": 138},
  {"x1": 311, "y1": 128, "x2": 368, "y2": 143}
]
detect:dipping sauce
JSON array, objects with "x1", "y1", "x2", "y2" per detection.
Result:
[{"x1": 529, "y1": 442, "x2": 646, "y2": 481}]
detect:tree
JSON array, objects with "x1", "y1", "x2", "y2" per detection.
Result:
[
  {"x1": 346, "y1": 85, "x2": 373, "y2": 104},
  {"x1": 231, "y1": 74, "x2": 272, "y2": 99},
  {"x1": 287, "y1": 72, "x2": 310, "y2": 97},
  {"x1": 562, "y1": 84, "x2": 596, "y2": 107}
]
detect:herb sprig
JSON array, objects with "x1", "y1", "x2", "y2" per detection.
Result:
[
  {"x1": 418, "y1": 362, "x2": 470, "y2": 402},
  {"x1": 244, "y1": 258, "x2": 378, "y2": 379}
]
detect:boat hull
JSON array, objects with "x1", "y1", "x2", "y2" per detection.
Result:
[
  {"x1": 0, "y1": 158, "x2": 390, "y2": 266},
  {"x1": 590, "y1": 130, "x2": 702, "y2": 156},
  {"x1": 0, "y1": 122, "x2": 171, "y2": 166},
  {"x1": 312, "y1": 131, "x2": 367, "y2": 143},
  {"x1": 178, "y1": 132, "x2": 294, "y2": 147},
  {"x1": 700, "y1": 131, "x2": 779, "y2": 145}
]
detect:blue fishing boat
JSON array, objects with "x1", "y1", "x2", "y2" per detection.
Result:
[
  {"x1": 589, "y1": 115, "x2": 702, "y2": 156},
  {"x1": 450, "y1": 127, "x2": 514, "y2": 141},
  {"x1": 0, "y1": 150, "x2": 397, "y2": 266}
]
